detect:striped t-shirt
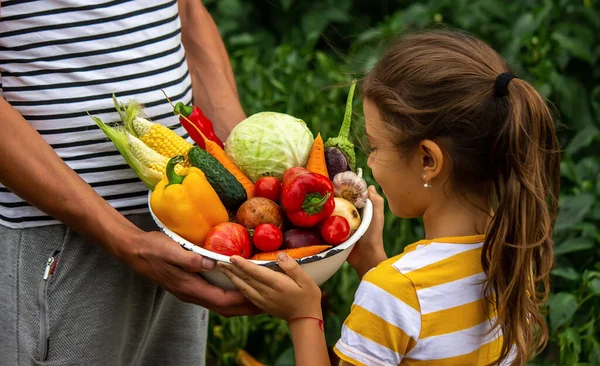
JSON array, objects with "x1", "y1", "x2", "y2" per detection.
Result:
[
  {"x1": 334, "y1": 235, "x2": 511, "y2": 365},
  {"x1": 0, "y1": 0, "x2": 193, "y2": 228}
]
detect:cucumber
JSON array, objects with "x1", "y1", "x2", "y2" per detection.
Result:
[{"x1": 187, "y1": 147, "x2": 247, "y2": 211}]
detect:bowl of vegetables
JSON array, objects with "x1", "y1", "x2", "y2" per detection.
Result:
[
  {"x1": 92, "y1": 82, "x2": 371, "y2": 290},
  {"x1": 149, "y1": 192, "x2": 372, "y2": 290}
]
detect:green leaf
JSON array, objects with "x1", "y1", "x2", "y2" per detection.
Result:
[
  {"x1": 581, "y1": 313, "x2": 596, "y2": 339},
  {"x1": 536, "y1": 83, "x2": 553, "y2": 99},
  {"x1": 273, "y1": 347, "x2": 295, "y2": 366},
  {"x1": 301, "y1": 11, "x2": 329, "y2": 43},
  {"x1": 479, "y1": 0, "x2": 510, "y2": 21},
  {"x1": 555, "y1": 22, "x2": 596, "y2": 47},
  {"x1": 228, "y1": 33, "x2": 257, "y2": 47},
  {"x1": 558, "y1": 327, "x2": 581, "y2": 365},
  {"x1": 551, "y1": 267, "x2": 580, "y2": 282},
  {"x1": 561, "y1": 160, "x2": 580, "y2": 184},
  {"x1": 566, "y1": 125, "x2": 600, "y2": 155},
  {"x1": 555, "y1": 193, "x2": 596, "y2": 232},
  {"x1": 391, "y1": 4, "x2": 431, "y2": 30},
  {"x1": 550, "y1": 75, "x2": 594, "y2": 130},
  {"x1": 554, "y1": 237, "x2": 595, "y2": 255},
  {"x1": 550, "y1": 71, "x2": 570, "y2": 97},
  {"x1": 575, "y1": 157, "x2": 600, "y2": 187},
  {"x1": 513, "y1": 13, "x2": 536, "y2": 38},
  {"x1": 265, "y1": 71, "x2": 287, "y2": 93},
  {"x1": 551, "y1": 32, "x2": 595, "y2": 63},
  {"x1": 325, "y1": 313, "x2": 343, "y2": 347},
  {"x1": 584, "y1": 270, "x2": 600, "y2": 280},
  {"x1": 280, "y1": 0, "x2": 293, "y2": 12},
  {"x1": 322, "y1": 8, "x2": 349, "y2": 23},
  {"x1": 588, "y1": 278, "x2": 600, "y2": 294},
  {"x1": 356, "y1": 28, "x2": 383, "y2": 44},
  {"x1": 217, "y1": 0, "x2": 242, "y2": 18},
  {"x1": 591, "y1": 86, "x2": 600, "y2": 124},
  {"x1": 533, "y1": 0, "x2": 554, "y2": 29},
  {"x1": 578, "y1": 222, "x2": 600, "y2": 239},
  {"x1": 592, "y1": 341, "x2": 600, "y2": 366},
  {"x1": 548, "y1": 292, "x2": 578, "y2": 330},
  {"x1": 587, "y1": 208, "x2": 600, "y2": 227}
]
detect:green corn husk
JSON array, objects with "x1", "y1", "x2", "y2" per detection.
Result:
[
  {"x1": 112, "y1": 93, "x2": 144, "y2": 137},
  {"x1": 90, "y1": 114, "x2": 167, "y2": 190}
]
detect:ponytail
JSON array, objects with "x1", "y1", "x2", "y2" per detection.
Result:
[{"x1": 482, "y1": 78, "x2": 560, "y2": 365}]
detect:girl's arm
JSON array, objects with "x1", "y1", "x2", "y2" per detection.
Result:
[
  {"x1": 219, "y1": 254, "x2": 332, "y2": 366},
  {"x1": 289, "y1": 317, "x2": 330, "y2": 366}
]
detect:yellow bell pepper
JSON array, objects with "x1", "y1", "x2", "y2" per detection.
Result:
[{"x1": 150, "y1": 155, "x2": 228, "y2": 245}]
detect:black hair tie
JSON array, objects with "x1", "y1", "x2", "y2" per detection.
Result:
[{"x1": 494, "y1": 72, "x2": 516, "y2": 97}]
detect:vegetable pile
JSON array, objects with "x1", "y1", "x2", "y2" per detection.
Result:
[{"x1": 91, "y1": 81, "x2": 368, "y2": 261}]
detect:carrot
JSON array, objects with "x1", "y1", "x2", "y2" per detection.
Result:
[
  {"x1": 178, "y1": 113, "x2": 254, "y2": 199},
  {"x1": 305, "y1": 133, "x2": 328, "y2": 177},
  {"x1": 250, "y1": 245, "x2": 331, "y2": 261}
]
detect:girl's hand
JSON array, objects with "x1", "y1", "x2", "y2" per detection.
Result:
[
  {"x1": 218, "y1": 253, "x2": 323, "y2": 321},
  {"x1": 347, "y1": 185, "x2": 387, "y2": 277}
]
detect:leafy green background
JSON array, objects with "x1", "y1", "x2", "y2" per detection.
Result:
[{"x1": 203, "y1": 0, "x2": 600, "y2": 364}]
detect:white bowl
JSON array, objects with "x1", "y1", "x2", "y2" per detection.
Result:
[{"x1": 148, "y1": 191, "x2": 373, "y2": 290}]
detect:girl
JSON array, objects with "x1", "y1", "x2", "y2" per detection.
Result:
[{"x1": 219, "y1": 30, "x2": 560, "y2": 366}]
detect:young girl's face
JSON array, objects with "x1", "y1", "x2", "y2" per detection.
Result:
[{"x1": 364, "y1": 99, "x2": 431, "y2": 218}]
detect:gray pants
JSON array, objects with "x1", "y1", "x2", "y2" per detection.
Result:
[{"x1": 0, "y1": 214, "x2": 208, "y2": 366}]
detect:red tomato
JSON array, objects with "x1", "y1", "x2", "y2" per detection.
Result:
[
  {"x1": 319, "y1": 216, "x2": 350, "y2": 246},
  {"x1": 204, "y1": 222, "x2": 253, "y2": 259},
  {"x1": 254, "y1": 177, "x2": 282, "y2": 202},
  {"x1": 252, "y1": 224, "x2": 283, "y2": 252}
]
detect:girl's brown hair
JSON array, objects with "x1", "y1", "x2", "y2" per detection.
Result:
[{"x1": 362, "y1": 30, "x2": 560, "y2": 365}]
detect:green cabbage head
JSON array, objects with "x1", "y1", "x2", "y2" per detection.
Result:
[{"x1": 225, "y1": 112, "x2": 314, "y2": 182}]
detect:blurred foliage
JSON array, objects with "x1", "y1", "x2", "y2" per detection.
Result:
[{"x1": 203, "y1": 0, "x2": 600, "y2": 365}]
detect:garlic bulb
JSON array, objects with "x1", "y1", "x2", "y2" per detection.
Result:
[{"x1": 332, "y1": 168, "x2": 368, "y2": 208}]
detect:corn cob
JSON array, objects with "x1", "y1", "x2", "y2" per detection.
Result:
[
  {"x1": 111, "y1": 94, "x2": 193, "y2": 159},
  {"x1": 90, "y1": 115, "x2": 182, "y2": 190},
  {"x1": 126, "y1": 132, "x2": 171, "y2": 176},
  {"x1": 131, "y1": 117, "x2": 193, "y2": 159}
]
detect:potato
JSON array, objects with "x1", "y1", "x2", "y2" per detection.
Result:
[{"x1": 235, "y1": 197, "x2": 283, "y2": 230}]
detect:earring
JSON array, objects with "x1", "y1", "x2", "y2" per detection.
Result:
[{"x1": 423, "y1": 174, "x2": 431, "y2": 188}]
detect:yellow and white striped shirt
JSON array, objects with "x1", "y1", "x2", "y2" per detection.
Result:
[{"x1": 334, "y1": 235, "x2": 507, "y2": 365}]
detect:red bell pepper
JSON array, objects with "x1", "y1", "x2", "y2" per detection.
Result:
[
  {"x1": 281, "y1": 167, "x2": 335, "y2": 228},
  {"x1": 173, "y1": 102, "x2": 224, "y2": 149}
]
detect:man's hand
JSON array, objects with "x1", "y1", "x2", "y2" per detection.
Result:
[{"x1": 121, "y1": 231, "x2": 261, "y2": 317}]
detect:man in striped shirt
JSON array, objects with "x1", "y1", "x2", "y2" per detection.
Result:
[{"x1": 0, "y1": 1, "x2": 254, "y2": 365}]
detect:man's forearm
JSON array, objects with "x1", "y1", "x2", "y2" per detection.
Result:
[
  {"x1": 0, "y1": 98, "x2": 140, "y2": 255},
  {"x1": 178, "y1": 0, "x2": 246, "y2": 140}
]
